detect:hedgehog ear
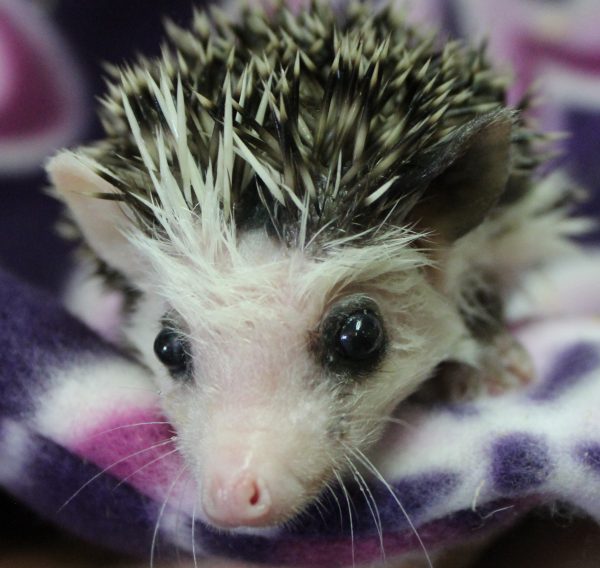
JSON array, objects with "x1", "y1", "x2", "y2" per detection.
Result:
[
  {"x1": 409, "y1": 111, "x2": 513, "y2": 243},
  {"x1": 47, "y1": 152, "x2": 144, "y2": 280}
]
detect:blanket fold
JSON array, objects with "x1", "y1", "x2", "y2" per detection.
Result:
[{"x1": 1, "y1": 258, "x2": 599, "y2": 566}]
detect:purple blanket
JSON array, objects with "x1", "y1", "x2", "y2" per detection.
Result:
[
  {"x1": 1, "y1": 253, "x2": 599, "y2": 566},
  {"x1": 2, "y1": 0, "x2": 600, "y2": 566}
]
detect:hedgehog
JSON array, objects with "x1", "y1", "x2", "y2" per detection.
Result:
[{"x1": 48, "y1": 0, "x2": 582, "y2": 534}]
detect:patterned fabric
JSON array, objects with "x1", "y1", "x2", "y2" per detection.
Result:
[
  {"x1": 1, "y1": 255, "x2": 599, "y2": 566},
  {"x1": 1, "y1": 0, "x2": 600, "y2": 565}
]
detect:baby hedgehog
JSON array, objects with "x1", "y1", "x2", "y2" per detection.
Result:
[{"x1": 48, "y1": 1, "x2": 580, "y2": 530}]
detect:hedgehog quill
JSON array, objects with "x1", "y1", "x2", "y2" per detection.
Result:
[{"x1": 48, "y1": 1, "x2": 583, "y2": 532}]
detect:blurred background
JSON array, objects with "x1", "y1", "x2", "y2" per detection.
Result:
[
  {"x1": 1, "y1": 0, "x2": 600, "y2": 565},
  {"x1": 2, "y1": 0, "x2": 600, "y2": 294}
]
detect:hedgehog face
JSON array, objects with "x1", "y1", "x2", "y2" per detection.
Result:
[{"x1": 119, "y1": 227, "x2": 463, "y2": 529}]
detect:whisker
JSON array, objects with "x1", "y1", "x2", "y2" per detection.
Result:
[
  {"x1": 90, "y1": 421, "x2": 172, "y2": 439},
  {"x1": 344, "y1": 456, "x2": 385, "y2": 564},
  {"x1": 325, "y1": 480, "x2": 344, "y2": 532},
  {"x1": 332, "y1": 413, "x2": 415, "y2": 431},
  {"x1": 312, "y1": 494, "x2": 328, "y2": 525},
  {"x1": 150, "y1": 465, "x2": 187, "y2": 568},
  {"x1": 114, "y1": 447, "x2": 179, "y2": 489},
  {"x1": 58, "y1": 437, "x2": 175, "y2": 512},
  {"x1": 333, "y1": 468, "x2": 355, "y2": 568},
  {"x1": 361, "y1": 415, "x2": 415, "y2": 431},
  {"x1": 350, "y1": 446, "x2": 433, "y2": 568},
  {"x1": 481, "y1": 504, "x2": 514, "y2": 520}
]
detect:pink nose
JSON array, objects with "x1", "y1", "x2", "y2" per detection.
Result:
[{"x1": 202, "y1": 472, "x2": 272, "y2": 528}]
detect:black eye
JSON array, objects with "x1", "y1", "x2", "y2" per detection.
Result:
[
  {"x1": 154, "y1": 328, "x2": 191, "y2": 376},
  {"x1": 337, "y1": 309, "x2": 384, "y2": 361},
  {"x1": 317, "y1": 298, "x2": 387, "y2": 377}
]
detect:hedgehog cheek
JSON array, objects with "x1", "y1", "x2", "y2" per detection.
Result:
[{"x1": 47, "y1": 151, "x2": 146, "y2": 282}]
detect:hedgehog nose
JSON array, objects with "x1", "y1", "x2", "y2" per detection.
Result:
[{"x1": 202, "y1": 472, "x2": 272, "y2": 528}]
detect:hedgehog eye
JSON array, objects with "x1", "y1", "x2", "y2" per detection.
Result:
[
  {"x1": 154, "y1": 328, "x2": 191, "y2": 376},
  {"x1": 319, "y1": 298, "x2": 386, "y2": 375},
  {"x1": 336, "y1": 309, "x2": 384, "y2": 361}
]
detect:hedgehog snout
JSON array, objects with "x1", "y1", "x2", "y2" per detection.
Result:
[
  {"x1": 202, "y1": 469, "x2": 275, "y2": 528},
  {"x1": 198, "y1": 446, "x2": 305, "y2": 529}
]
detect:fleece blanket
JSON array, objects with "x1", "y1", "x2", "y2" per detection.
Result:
[
  {"x1": 0, "y1": 252, "x2": 599, "y2": 566},
  {"x1": 2, "y1": 0, "x2": 600, "y2": 566}
]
